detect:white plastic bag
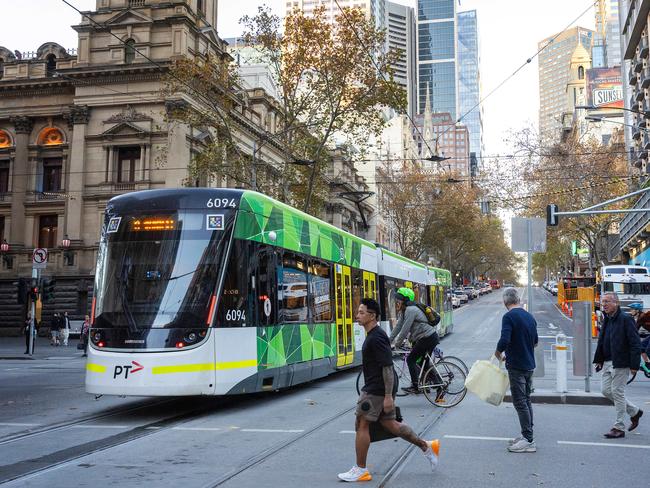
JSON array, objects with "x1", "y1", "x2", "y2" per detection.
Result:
[{"x1": 464, "y1": 356, "x2": 510, "y2": 406}]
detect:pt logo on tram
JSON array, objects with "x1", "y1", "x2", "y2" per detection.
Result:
[{"x1": 113, "y1": 361, "x2": 144, "y2": 379}]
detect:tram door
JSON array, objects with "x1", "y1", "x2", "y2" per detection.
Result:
[
  {"x1": 362, "y1": 271, "x2": 377, "y2": 300},
  {"x1": 335, "y1": 265, "x2": 354, "y2": 367}
]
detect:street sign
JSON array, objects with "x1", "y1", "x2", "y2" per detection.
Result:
[
  {"x1": 511, "y1": 218, "x2": 547, "y2": 252},
  {"x1": 32, "y1": 248, "x2": 48, "y2": 269}
]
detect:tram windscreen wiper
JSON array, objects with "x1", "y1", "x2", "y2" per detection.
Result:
[{"x1": 119, "y1": 259, "x2": 140, "y2": 333}]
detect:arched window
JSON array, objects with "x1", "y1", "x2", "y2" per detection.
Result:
[
  {"x1": 578, "y1": 65, "x2": 585, "y2": 80},
  {"x1": 0, "y1": 129, "x2": 12, "y2": 148},
  {"x1": 46, "y1": 54, "x2": 57, "y2": 77},
  {"x1": 125, "y1": 39, "x2": 136, "y2": 64},
  {"x1": 37, "y1": 127, "x2": 65, "y2": 146}
]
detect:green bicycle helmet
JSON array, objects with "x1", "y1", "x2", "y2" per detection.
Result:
[{"x1": 396, "y1": 287, "x2": 415, "y2": 302}]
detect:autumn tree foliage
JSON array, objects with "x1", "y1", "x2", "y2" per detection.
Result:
[
  {"x1": 378, "y1": 162, "x2": 519, "y2": 281},
  {"x1": 485, "y1": 127, "x2": 631, "y2": 275},
  {"x1": 241, "y1": 6, "x2": 406, "y2": 213}
]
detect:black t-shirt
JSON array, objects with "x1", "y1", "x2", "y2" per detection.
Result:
[{"x1": 362, "y1": 325, "x2": 395, "y2": 396}]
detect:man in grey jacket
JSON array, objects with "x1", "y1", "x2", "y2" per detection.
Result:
[{"x1": 389, "y1": 288, "x2": 439, "y2": 394}]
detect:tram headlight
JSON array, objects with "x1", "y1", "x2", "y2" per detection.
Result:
[
  {"x1": 185, "y1": 332, "x2": 197, "y2": 343},
  {"x1": 92, "y1": 331, "x2": 102, "y2": 343}
]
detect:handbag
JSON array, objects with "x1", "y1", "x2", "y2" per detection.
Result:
[
  {"x1": 369, "y1": 406, "x2": 403, "y2": 442},
  {"x1": 77, "y1": 342, "x2": 85, "y2": 350},
  {"x1": 464, "y1": 356, "x2": 510, "y2": 406}
]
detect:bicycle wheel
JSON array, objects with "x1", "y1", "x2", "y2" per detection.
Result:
[
  {"x1": 422, "y1": 361, "x2": 467, "y2": 408},
  {"x1": 356, "y1": 365, "x2": 408, "y2": 397},
  {"x1": 440, "y1": 355, "x2": 469, "y2": 375},
  {"x1": 393, "y1": 355, "x2": 410, "y2": 396}
]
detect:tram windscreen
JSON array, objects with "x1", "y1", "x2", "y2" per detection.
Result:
[
  {"x1": 603, "y1": 282, "x2": 650, "y2": 295},
  {"x1": 93, "y1": 210, "x2": 233, "y2": 329}
]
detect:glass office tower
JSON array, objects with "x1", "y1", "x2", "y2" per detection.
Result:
[
  {"x1": 417, "y1": 0, "x2": 457, "y2": 118},
  {"x1": 457, "y1": 10, "x2": 483, "y2": 160}
]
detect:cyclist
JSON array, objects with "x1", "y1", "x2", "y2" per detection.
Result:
[
  {"x1": 389, "y1": 287, "x2": 440, "y2": 395},
  {"x1": 628, "y1": 303, "x2": 650, "y2": 369}
]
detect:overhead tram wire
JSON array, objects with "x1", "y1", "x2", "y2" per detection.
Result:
[{"x1": 431, "y1": 0, "x2": 599, "y2": 144}]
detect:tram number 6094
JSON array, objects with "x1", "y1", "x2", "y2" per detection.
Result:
[
  {"x1": 207, "y1": 198, "x2": 236, "y2": 208},
  {"x1": 225, "y1": 309, "x2": 245, "y2": 321}
]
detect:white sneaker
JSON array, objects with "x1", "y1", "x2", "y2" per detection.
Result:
[
  {"x1": 423, "y1": 439, "x2": 440, "y2": 470},
  {"x1": 507, "y1": 438, "x2": 536, "y2": 453},
  {"x1": 337, "y1": 465, "x2": 372, "y2": 482},
  {"x1": 508, "y1": 436, "x2": 524, "y2": 446}
]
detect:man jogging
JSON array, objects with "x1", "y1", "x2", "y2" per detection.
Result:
[
  {"x1": 338, "y1": 298, "x2": 439, "y2": 482},
  {"x1": 495, "y1": 287, "x2": 538, "y2": 453},
  {"x1": 594, "y1": 293, "x2": 643, "y2": 438}
]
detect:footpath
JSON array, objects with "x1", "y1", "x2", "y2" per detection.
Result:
[{"x1": 0, "y1": 336, "x2": 86, "y2": 360}]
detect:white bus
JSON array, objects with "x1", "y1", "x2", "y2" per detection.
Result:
[{"x1": 600, "y1": 265, "x2": 650, "y2": 310}]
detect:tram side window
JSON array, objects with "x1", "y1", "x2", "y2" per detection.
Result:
[
  {"x1": 351, "y1": 268, "x2": 363, "y2": 319},
  {"x1": 416, "y1": 284, "x2": 427, "y2": 304},
  {"x1": 217, "y1": 240, "x2": 253, "y2": 327},
  {"x1": 279, "y1": 253, "x2": 309, "y2": 323},
  {"x1": 255, "y1": 245, "x2": 277, "y2": 326},
  {"x1": 310, "y1": 261, "x2": 331, "y2": 322}
]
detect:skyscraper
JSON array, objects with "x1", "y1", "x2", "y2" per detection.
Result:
[
  {"x1": 593, "y1": 0, "x2": 622, "y2": 68},
  {"x1": 417, "y1": 0, "x2": 458, "y2": 118},
  {"x1": 286, "y1": 0, "x2": 385, "y2": 29},
  {"x1": 386, "y1": 1, "x2": 417, "y2": 117},
  {"x1": 538, "y1": 26, "x2": 594, "y2": 141},
  {"x1": 457, "y1": 10, "x2": 483, "y2": 160}
]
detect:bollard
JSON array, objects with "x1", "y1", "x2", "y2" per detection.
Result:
[{"x1": 554, "y1": 333, "x2": 568, "y2": 393}]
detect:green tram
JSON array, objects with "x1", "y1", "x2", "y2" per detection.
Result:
[{"x1": 85, "y1": 189, "x2": 453, "y2": 396}]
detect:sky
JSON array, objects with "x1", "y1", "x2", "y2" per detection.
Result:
[{"x1": 1, "y1": 0, "x2": 595, "y2": 156}]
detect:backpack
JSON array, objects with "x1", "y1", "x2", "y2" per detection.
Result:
[{"x1": 411, "y1": 302, "x2": 440, "y2": 328}]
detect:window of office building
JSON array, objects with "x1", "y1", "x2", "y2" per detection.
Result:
[
  {"x1": 43, "y1": 158, "x2": 62, "y2": 192},
  {"x1": 117, "y1": 147, "x2": 139, "y2": 183},
  {"x1": 38, "y1": 215, "x2": 58, "y2": 249}
]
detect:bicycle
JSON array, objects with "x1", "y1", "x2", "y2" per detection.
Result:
[{"x1": 356, "y1": 348, "x2": 467, "y2": 407}]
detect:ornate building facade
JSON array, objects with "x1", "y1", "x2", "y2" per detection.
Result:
[{"x1": 0, "y1": 0, "x2": 289, "y2": 332}]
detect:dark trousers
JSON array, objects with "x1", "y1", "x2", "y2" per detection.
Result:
[
  {"x1": 508, "y1": 369, "x2": 534, "y2": 442},
  {"x1": 407, "y1": 333, "x2": 439, "y2": 387},
  {"x1": 24, "y1": 333, "x2": 34, "y2": 353}
]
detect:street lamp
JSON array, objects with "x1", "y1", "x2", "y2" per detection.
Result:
[
  {"x1": 584, "y1": 115, "x2": 648, "y2": 132},
  {"x1": 0, "y1": 239, "x2": 12, "y2": 269},
  {"x1": 61, "y1": 234, "x2": 74, "y2": 266}
]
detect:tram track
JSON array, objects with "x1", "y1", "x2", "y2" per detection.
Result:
[
  {"x1": 202, "y1": 404, "x2": 357, "y2": 488},
  {"x1": 0, "y1": 397, "x2": 237, "y2": 486},
  {"x1": 0, "y1": 397, "x2": 176, "y2": 446}
]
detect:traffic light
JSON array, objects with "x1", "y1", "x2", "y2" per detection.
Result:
[
  {"x1": 16, "y1": 278, "x2": 28, "y2": 304},
  {"x1": 546, "y1": 204, "x2": 559, "y2": 226},
  {"x1": 42, "y1": 278, "x2": 56, "y2": 303}
]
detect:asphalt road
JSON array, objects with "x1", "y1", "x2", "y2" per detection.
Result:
[{"x1": 0, "y1": 288, "x2": 648, "y2": 487}]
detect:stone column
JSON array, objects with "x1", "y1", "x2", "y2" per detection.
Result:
[
  {"x1": 64, "y1": 105, "x2": 89, "y2": 242},
  {"x1": 9, "y1": 116, "x2": 32, "y2": 248}
]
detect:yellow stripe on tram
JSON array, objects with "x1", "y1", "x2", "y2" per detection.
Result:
[
  {"x1": 86, "y1": 363, "x2": 107, "y2": 373},
  {"x1": 151, "y1": 359, "x2": 257, "y2": 375}
]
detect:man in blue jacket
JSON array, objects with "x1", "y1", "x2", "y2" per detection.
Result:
[
  {"x1": 495, "y1": 287, "x2": 538, "y2": 453},
  {"x1": 593, "y1": 293, "x2": 643, "y2": 438}
]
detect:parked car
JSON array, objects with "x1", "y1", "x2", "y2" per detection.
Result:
[
  {"x1": 453, "y1": 289, "x2": 469, "y2": 303},
  {"x1": 450, "y1": 294, "x2": 461, "y2": 308},
  {"x1": 551, "y1": 283, "x2": 558, "y2": 296},
  {"x1": 464, "y1": 286, "x2": 479, "y2": 299}
]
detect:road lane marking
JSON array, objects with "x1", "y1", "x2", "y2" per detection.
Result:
[
  {"x1": 172, "y1": 427, "x2": 222, "y2": 431},
  {"x1": 444, "y1": 435, "x2": 512, "y2": 441},
  {"x1": 71, "y1": 425, "x2": 129, "y2": 429},
  {"x1": 0, "y1": 422, "x2": 41, "y2": 426},
  {"x1": 558, "y1": 441, "x2": 650, "y2": 449},
  {"x1": 339, "y1": 430, "x2": 356, "y2": 434},
  {"x1": 240, "y1": 428, "x2": 304, "y2": 433}
]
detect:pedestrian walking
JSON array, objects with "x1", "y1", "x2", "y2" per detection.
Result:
[
  {"x1": 23, "y1": 313, "x2": 37, "y2": 354},
  {"x1": 50, "y1": 313, "x2": 60, "y2": 346},
  {"x1": 81, "y1": 314, "x2": 90, "y2": 357},
  {"x1": 593, "y1": 292, "x2": 643, "y2": 438},
  {"x1": 494, "y1": 287, "x2": 538, "y2": 453},
  {"x1": 338, "y1": 298, "x2": 439, "y2": 482},
  {"x1": 61, "y1": 311, "x2": 71, "y2": 346}
]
